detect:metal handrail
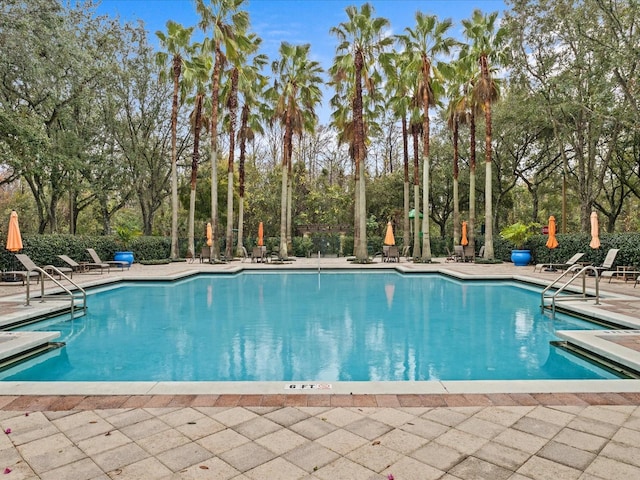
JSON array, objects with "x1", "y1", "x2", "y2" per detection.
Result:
[
  {"x1": 25, "y1": 266, "x2": 87, "y2": 319},
  {"x1": 540, "y1": 265, "x2": 600, "y2": 318}
]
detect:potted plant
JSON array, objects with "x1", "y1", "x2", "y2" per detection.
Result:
[
  {"x1": 500, "y1": 221, "x2": 540, "y2": 266},
  {"x1": 114, "y1": 224, "x2": 141, "y2": 266}
]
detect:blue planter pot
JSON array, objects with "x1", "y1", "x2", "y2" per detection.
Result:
[
  {"x1": 511, "y1": 249, "x2": 531, "y2": 267},
  {"x1": 114, "y1": 251, "x2": 134, "y2": 266}
]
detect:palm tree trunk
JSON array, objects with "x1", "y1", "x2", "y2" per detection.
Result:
[
  {"x1": 210, "y1": 47, "x2": 222, "y2": 260},
  {"x1": 402, "y1": 115, "x2": 410, "y2": 250},
  {"x1": 225, "y1": 68, "x2": 239, "y2": 259},
  {"x1": 469, "y1": 109, "x2": 476, "y2": 252},
  {"x1": 170, "y1": 57, "x2": 181, "y2": 259},
  {"x1": 453, "y1": 117, "x2": 460, "y2": 244},
  {"x1": 481, "y1": 56, "x2": 494, "y2": 260},
  {"x1": 411, "y1": 126, "x2": 421, "y2": 259},
  {"x1": 354, "y1": 49, "x2": 368, "y2": 261},
  {"x1": 188, "y1": 94, "x2": 204, "y2": 259}
]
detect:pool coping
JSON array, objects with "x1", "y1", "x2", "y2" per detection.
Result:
[{"x1": 3, "y1": 264, "x2": 640, "y2": 395}]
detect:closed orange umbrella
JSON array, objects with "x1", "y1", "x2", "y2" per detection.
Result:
[
  {"x1": 545, "y1": 216, "x2": 559, "y2": 249},
  {"x1": 383, "y1": 222, "x2": 395, "y2": 246},
  {"x1": 206, "y1": 222, "x2": 212, "y2": 247},
  {"x1": 461, "y1": 221, "x2": 468, "y2": 246},
  {"x1": 258, "y1": 222, "x2": 264, "y2": 247},
  {"x1": 589, "y1": 211, "x2": 600, "y2": 249},
  {"x1": 6, "y1": 210, "x2": 23, "y2": 252}
]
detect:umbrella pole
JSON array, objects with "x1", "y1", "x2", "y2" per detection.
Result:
[{"x1": 544, "y1": 248, "x2": 557, "y2": 272}]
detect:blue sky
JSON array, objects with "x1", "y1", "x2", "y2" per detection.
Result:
[{"x1": 95, "y1": 0, "x2": 507, "y2": 123}]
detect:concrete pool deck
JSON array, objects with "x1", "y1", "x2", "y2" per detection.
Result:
[{"x1": 2, "y1": 257, "x2": 640, "y2": 478}]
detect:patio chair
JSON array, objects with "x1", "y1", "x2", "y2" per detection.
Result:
[
  {"x1": 453, "y1": 245, "x2": 465, "y2": 262},
  {"x1": 15, "y1": 253, "x2": 72, "y2": 281},
  {"x1": 87, "y1": 248, "x2": 128, "y2": 271},
  {"x1": 251, "y1": 246, "x2": 266, "y2": 263},
  {"x1": 199, "y1": 246, "x2": 211, "y2": 263},
  {"x1": 533, "y1": 252, "x2": 585, "y2": 273},
  {"x1": 463, "y1": 245, "x2": 475, "y2": 262},
  {"x1": 593, "y1": 248, "x2": 620, "y2": 277},
  {"x1": 58, "y1": 254, "x2": 107, "y2": 274},
  {"x1": 383, "y1": 245, "x2": 400, "y2": 262}
]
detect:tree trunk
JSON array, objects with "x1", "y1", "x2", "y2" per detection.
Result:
[
  {"x1": 170, "y1": 55, "x2": 181, "y2": 259},
  {"x1": 210, "y1": 46, "x2": 222, "y2": 260},
  {"x1": 402, "y1": 115, "x2": 410, "y2": 250}
]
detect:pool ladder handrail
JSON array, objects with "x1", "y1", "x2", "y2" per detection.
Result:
[
  {"x1": 25, "y1": 265, "x2": 87, "y2": 319},
  {"x1": 540, "y1": 264, "x2": 600, "y2": 318}
]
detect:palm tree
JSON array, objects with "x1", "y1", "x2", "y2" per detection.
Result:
[
  {"x1": 331, "y1": 3, "x2": 393, "y2": 262},
  {"x1": 380, "y1": 49, "x2": 413, "y2": 253},
  {"x1": 401, "y1": 13, "x2": 456, "y2": 262},
  {"x1": 234, "y1": 41, "x2": 267, "y2": 256},
  {"x1": 195, "y1": 0, "x2": 249, "y2": 261},
  {"x1": 155, "y1": 21, "x2": 194, "y2": 259},
  {"x1": 462, "y1": 9, "x2": 507, "y2": 260},
  {"x1": 182, "y1": 51, "x2": 211, "y2": 259},
  {"x1": 268, "y1": 42, "x2": 323, "y2": 259}
]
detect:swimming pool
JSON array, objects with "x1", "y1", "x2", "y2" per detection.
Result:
[{"x1": 2, "y1": 271, "x2": 618, "y2": 381}]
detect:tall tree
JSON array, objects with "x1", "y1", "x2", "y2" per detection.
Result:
[
  {"x1": 462, "y1": 9, "x2": 507, "y2": 260},
  {"x1": 268, "y1": 42, "x2": 323, "y2": 259},
  {"x1": 156, "y1": 21, "x2": 194, "y2": 258},
  {"x1": 331, "y1": 3, "x2": 393, "y2": 261},
  {"x1": 183, "y1": 51, "x2": 212, "y2": 259},
  {"x1": 401, "y1": 13, "x2": 456, "y2": 262},
  {"x1": 195, "y1": 0, "x2": 249, "y2": 261}
]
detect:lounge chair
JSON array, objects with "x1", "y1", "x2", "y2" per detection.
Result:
[
  {"x1": 593, "y1": 248, "x2": 619, "y2": 277},
  {"x1": 534, "y1": 252, "x2": 585, "y2": 273},
  {"x1": 87, "y1": 248, "x2": 128, "y2": 271},
  {"x1": 384, "y1": 245, "x2": 400, "y2": 262},
  {"x1": 15, "y1": 253, "x2": 72, "y2": 280},
  {"x1": 251, "y1": 246, "x2": 266, "y2": 263},
  {"x1": 463, "y1": 245, "x2": 475, "y2": 262},
  {"x1": 58, "y1": 254, "x2": 107, "y2": 274}
]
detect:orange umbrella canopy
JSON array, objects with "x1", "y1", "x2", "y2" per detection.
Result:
[
  {"x1": 258, "y1": 222, "x2": 264, "y2": 247},
  {"x1": 6, "y1": 210, "x2": 23, "y2": 252},
  {"x1": 589, "y1": 211, "x2": 600, "y2": 249},
  {"x1": 383, "y1": 222, "x2": 395, "y2": 245},
  {"x1": 206, "y1": 222, "x2": 212, "y2": 247},
  {"x1": 461, "y1": 221, "x2": 468, "y2": 246},
  {"x1": 545, "y1": 216, "x2": 559, "y2": 249}
]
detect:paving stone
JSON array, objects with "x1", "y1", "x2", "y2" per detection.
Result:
[
  {"x1": 255, "y1": 428, "x2": 309, "y2": 455},
  {"x1": 319, "y1": 407, "x2": 365, "y2": 427},
  {"x1": 136, "y1": 427, "x2": 191, "y2": 455},
  {"x1": 567, "y1": 416, "x2": 620, "y2": 439},
  {"x1": 92, "y1": 442, "x2": 150, "y2": 472},
  {"x1": 197, "y1": 428, "x2": 251, "y2": 454},
  {"x1": 264, "y1": 407, "x2": 310, "y2": 427},
  {"x1": 553, "y1": 427, "x2": 608, "y2": 453},
  {"x1": 119, "y1": 417, "x2": 171, "y2": 442},
  {"x1": 368, "y1": 407, "x2": 417, "y2": 427},
  {"x1": 433, "y1": 428, "x2": 488, "y2": 456},
  {"x1": 579, "y1": 406, "x2": 632, "y2": 426},
  {"x1": 172, "y1": 456, "x2": 239, "y2": 479},
  {"x1": 456, "y1": 416, "x2": 507, "y2": 439},
  {"x1": 512, "y1": 415, "x2": 563, "y2": 439},
  {"x1": 375, "y1": 427, "x2": 428, "y2": 454},
  {"x1": 611, "y1": 426, "x2": 640, "y2": 446},
  {"x1": 156, "y1": 441, "x2": 213, "y2": 471},
  {"x1": 600, "y1": 441, "x2": 640, "y2": 468},
  {"x1": 102, "y1": 408, "x2": 153, "y2": 429},
  {"x1": 38, "y1": 457, "x2": 104, "y2": 480},
  {"x1": 585, "y1": 456, "x2": 640, "y2": 479},
  {"x1": 345, "y1": 441, "x2": 403, "y2": 473},
  {"x1": 493, "y1": 427, "x2": 548, "y2": 455},
  {"x1": 283, "y1": 441, "x2": 340, "y2": 473},
  {"x1": 218, "y1": 441, "x2": 276, "y2": 472},
  {"x1": 315, "y1": 428, "x2": 368, "y2": 455},
  {"x1": 473, "y1": 406, "x2": 527, "y2": 427},
  {"x1": 527, "y1": 406, "x2": 576, "y2": 427},
  {"x1": 289, "y1": 416, "x2": 338, "y2": 440},
  {"x1": 244, "y1": 457, "x2": 308, "y2": 480},
  {"x1": 384, "y1": 455, "x2": 445, "y2": 480},
  {"x1": 422, "y1": 408, "x2": 472, "y2": 427},
  {"x1": 234, "y1": 416, "x2": 283, "y2": 440},
  {"x1": 538, "y1": 441, "x2": 596, "y2": 470},
  {"x1": 399, "y1": 416, "x2": 451, "y2": 440},
  {"x1": 411, "y1": 441, "x2": 467, "y2": 471},
  {"x1": 17, "y1": 433, "x2": 87, "y2": 474},
  {"x1": 474, "y1": 441, "x2": 531, "y2": 471},
  {"x1": 449, "y1": 456, "x2": 512, "y2": 480},
  {"x1": 107, "y1": 456, "x2": 172, "y2": 479},
  {"x1": 210, "y1": 407, "x2": 259, "y2": 427},
  {"x1": 344, "y1": 416, "x2": 393, "y2": 441},
  {"x1": 77, "y1": 429, "x2": 132, "y2": 456},
  {"x1": 311, "y1": 457, "x2": 379, "y2": 480},
  {"x1": 157, "y1": 407, "x2": 206, "y2": 427},
  {"x1": 516, "y1": 455, "x2": 582, "y2": 480}
]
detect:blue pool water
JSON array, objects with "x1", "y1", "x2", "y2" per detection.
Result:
[{"x1": 3, "y1": 272, "x2": 617, "y2": 381}]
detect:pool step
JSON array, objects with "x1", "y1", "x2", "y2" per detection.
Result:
[{"x1": 0, "y1": 332, "x2": 63, "y2": 369}]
